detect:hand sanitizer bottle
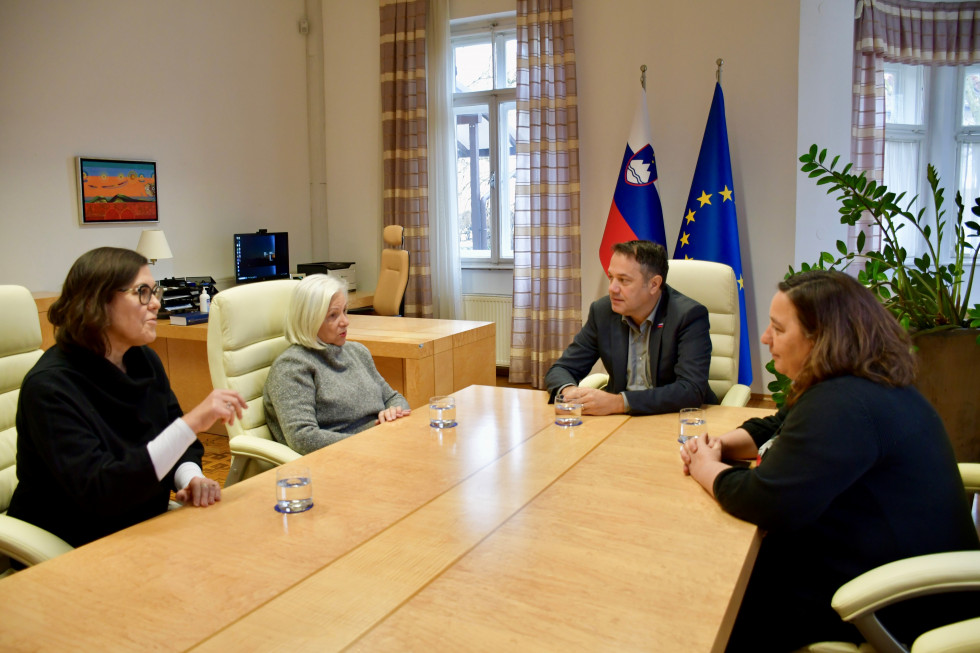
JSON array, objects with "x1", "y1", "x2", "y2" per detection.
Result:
[{"x1": 199, "y1": 287, "x2": 210, "y2": 313}]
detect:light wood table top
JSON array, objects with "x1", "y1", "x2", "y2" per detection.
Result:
[
  {"x1": 0, "y1": 385, "x2": 553, "y2": 651},
  {"x1": 0, "y1": 393, "x2": 770, "y2": 652},
  {"x1": 346, "y1": 406, "x2": 767, "y2": 652}
]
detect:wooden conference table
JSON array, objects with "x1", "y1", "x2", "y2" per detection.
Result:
[{"x1": 0, "y1": 387, "x2": 768, "y2": 652}]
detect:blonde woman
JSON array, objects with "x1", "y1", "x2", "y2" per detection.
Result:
[{"x1": 263, "y1": 274, "x2": 410, "y2": 454}]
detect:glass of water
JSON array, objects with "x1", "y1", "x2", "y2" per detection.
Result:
[
  {"x1": 678, "y1": 407, "x2": 706, "y2": 444},
  {"x1": 429, "y1": 395, "x2": 457, "y2": 428},
  {"x1": 275, "y1": 465, "x2": 313, "y2": 513},
  {"x1": 555, "y1": 400, "x2": 583, "y2": 427}
]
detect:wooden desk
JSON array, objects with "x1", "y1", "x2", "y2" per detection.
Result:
[
  {"x1": 149, "y1": 313, "x2": 495, "y2": 436},
  {"x1": 344, "y1": 314, "x2": 496, "y2": 408},
  {"x1": 0, "y1": 393, "x2": 768, "y2": 652},
  {"x1": 30, "y1": 292, "x2": 58, "y2": 350}
]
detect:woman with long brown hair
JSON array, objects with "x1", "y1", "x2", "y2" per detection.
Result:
[{"x1": 681, "y1": 270, "x2": 978, "y2": 650}]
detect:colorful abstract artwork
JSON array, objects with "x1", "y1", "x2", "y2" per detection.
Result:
[{"x1": 77, "y1": 157, "x2": 158, "y2": 224}]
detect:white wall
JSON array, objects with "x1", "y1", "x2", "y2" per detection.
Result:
[
  {"x1": 0, "y1": 0, "x2": 310, "y2": 291},
  {"x1": 795, "y1": 0, "x2": 854, "y2": 269},
  {"x1": 321, "y1": 0, "x2": 384, "y2": 292}
]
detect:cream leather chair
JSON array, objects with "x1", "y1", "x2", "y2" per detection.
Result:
[
  {"x1": 352, "y1": 224, "x2": 409, "y2": 317},
  {"x1": 911, "y1": 616, "x2": 980, "y2": 653},
  {"x1": 827, "y1": 551, "x2": 980, "y2": 653},
  {"x1": 207, "y1": 279, "x2": 301, "y2": 486},
  {"x1": 579, "y1": 259, "x2": 752, "y2": 406},
  {"x1": 0, "y1": 286, "x2": 73, "y2": 570}
]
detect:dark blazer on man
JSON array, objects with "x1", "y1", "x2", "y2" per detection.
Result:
[{"x1": 545, "y1": 285, "x2": 716, "y2": 415}]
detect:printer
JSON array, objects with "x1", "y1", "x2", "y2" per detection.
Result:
[{"x1": 297, "y1": 262, "x2": 357, "y2": 291}]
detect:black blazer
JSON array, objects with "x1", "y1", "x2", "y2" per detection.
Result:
[{"x1": 545, "y1": 285, "x2": 716, "y2": 414}]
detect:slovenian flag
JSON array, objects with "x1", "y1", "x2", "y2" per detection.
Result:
[
  {"x1": 599, "y1": 91, "x2": 667, "y2": 271},
  {"x1": 673, "y1": 82, "x2": 752, "y2": 386}
]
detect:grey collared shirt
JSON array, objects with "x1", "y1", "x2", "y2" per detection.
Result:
[{"x1": 621, "y1": 298, "x2": 661, "y2": 412}]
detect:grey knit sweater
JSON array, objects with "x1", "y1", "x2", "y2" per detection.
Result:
[{"x1": 262, "y1": 342, "x2": 409, "y2": 454}]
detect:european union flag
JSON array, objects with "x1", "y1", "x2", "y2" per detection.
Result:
[{"x1": 673, "y1": 83, "x2": 752, "y2": 385}]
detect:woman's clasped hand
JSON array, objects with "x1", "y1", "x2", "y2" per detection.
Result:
[{"x1": 679, "y1": 433, "x2": 721, "y2": 478}]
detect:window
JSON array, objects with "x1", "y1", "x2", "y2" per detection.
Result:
[
  {"x1": 884, "y1": 62, "x2": 980, "y2": 258},
  {"x1": 883, "y1": 63, "x2": 926, "y2": 255},
  {"x1": 451, "y1": 20, "x2": 517, "y2": 266},
  {"x1": 959, "y1": 64, "x2": 980, "y2": 236}
]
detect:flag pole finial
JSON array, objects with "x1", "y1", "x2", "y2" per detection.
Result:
[
  {"x1": 640, "y1": 64, "x2": 647, "y2": 91},
  {"x1": 716, "y1": 58, "x2": 724, "y2": 84}
]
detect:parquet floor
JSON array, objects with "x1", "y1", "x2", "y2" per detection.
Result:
[
  {"x1": 200, "y1": 376, "x2": 776, "y2": 488},
  {"x1": 199, "y1": 432, "x2": 232, "y2": 487}
]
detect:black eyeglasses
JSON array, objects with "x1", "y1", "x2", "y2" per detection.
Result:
[{"x1": 118, "y1": 284, "x2": 164, "y2": 305}]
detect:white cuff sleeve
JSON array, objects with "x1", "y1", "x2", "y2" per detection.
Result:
[
  {"x1": 146, "y1": 418, "x2": 199, "y2": 482},
  {"x1": 174, "y1": 462, "x2": 205, "y2": 491}
]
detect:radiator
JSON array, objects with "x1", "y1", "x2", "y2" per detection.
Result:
[{"x1": 462, "y1": 294, "x2": 512, "y2": 367}]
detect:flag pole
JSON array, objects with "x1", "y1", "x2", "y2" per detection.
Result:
[
  {"x1": 640, "y1": 64, "x2": 647, "y2": 91},
  {"x1": 715, "y1": 58, "x2": 724, "y2": 84}
]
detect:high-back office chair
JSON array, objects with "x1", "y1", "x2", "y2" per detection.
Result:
[
  {"x1": 0, "y1": 286, "x2": 73, "y2": 571},
  {"x1": 351, "y1": 224, "x2": 409, "y2": 317},
  {"x1": 579, "y1": 260, "x2": 752, "y2": 407},
  {"x1": 801, "y1": 464, "x2": 980, "y2": 653},
  {"x1": 206, "y1": 279, "x2": 301, "y2": 486}
]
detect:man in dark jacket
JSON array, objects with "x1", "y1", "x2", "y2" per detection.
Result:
[{"x1": 546, "y1": 241, "x2": 715, "y2": 415}]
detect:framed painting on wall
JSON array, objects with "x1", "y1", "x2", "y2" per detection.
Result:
[{"x1": 77, "y1": 157, "x2": 158, "y2": 224}]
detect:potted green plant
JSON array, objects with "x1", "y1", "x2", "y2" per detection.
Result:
[
  {"x1": 768, "y1": 145, "x2": 980, "y2": 460},
  {"x1": 796, "y1": 145, "x2": 979, "y2": 336}
]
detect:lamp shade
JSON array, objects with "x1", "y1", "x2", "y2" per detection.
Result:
[{"x1": 136, "y1": 229, "x2": 173, "y2": 263}]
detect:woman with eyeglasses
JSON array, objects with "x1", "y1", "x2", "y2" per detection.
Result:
[{"x1": 7, "y1": 247, "x2": 247, "y2": 549}]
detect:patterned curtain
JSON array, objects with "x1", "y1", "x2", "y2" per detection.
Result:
[
  {"x1": 380, "y1": 0, "x2": 433, "y2": 317},
  {"x1": 851, "y1": 0, "x2": 980, "y2": 251},
  {"x1": 509, "y1": 0, "x2": 581, "y2": 387}
]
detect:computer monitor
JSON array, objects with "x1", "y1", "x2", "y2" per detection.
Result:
[{"x1": 234, "y1": 231, "x2": 290, "y2": 284}]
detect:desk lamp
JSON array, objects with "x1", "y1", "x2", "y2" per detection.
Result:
[{"x1": 136, "y1": 229, "x2": 173, "y2": 264}]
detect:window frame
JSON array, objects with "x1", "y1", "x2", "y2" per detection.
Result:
[
  {"x1": 450, "y1": 18, "x2": 517, "y2": 270},
  {"x1": 956, "y1": 64, "x2": 980, "y2": 252},
  {"x1": 883, "y1": 62, "x2": 980, "y2": 263},
  {"x1": 883, "y1": 62, "x2": 929, "y2": 258}
]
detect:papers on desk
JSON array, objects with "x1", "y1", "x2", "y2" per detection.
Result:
[{"x1": 169, "y1": 311, "x2": 209, "y2": 326}]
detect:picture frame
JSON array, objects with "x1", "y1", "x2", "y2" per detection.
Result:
[{"x1": 76, "y1": 157, "x2": 158, "y2": 224}]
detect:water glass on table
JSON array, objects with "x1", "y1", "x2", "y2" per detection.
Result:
[
  {"x1": 678, "y1": 407, "x2": 706, "y2": 444},
  {"x1": 429, "y1": 395, "x2": 457, "y2": 428},
  {"x1": 275, "y1": 465, "x2": 313, "y2": 513},
  {"x1": 554, "y1": 399, "x2": 583, "y2": 427}
]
